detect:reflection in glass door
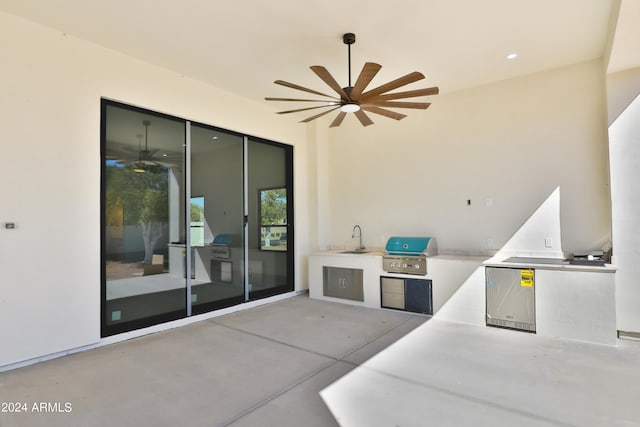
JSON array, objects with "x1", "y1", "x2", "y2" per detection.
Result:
[
  {"x1": 102, "y1": 100, "x2": 294, "y2": 337},
  {"x1": 247, "y1": 139, "x2": 294, "y2": 299},
  {"x1": 102, "y1": 103, "x2": 187, "y2": 335},
  {"x1": 189, "y1": 124, "x2": 245, "y2": 314}
]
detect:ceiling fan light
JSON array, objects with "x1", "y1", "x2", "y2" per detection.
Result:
[{"x1": 341, "y1": 102, "x2": 360, "y2": 113}]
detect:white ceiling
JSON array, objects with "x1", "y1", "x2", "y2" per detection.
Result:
[{"x1": 0, "y1": 0, "x2": 624, "y2": 109}]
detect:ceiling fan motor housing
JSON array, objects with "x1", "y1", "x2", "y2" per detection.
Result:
[{"x1": 343, "y1": 33, "x2": 356, "y2": 45}]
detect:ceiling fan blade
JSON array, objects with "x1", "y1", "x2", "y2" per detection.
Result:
[
  {"x1": 363, "y1": 101, "x2": 431, "y2": 110},
  {"x1": 310, "y1": 66, "x2": 350, "y2": 100},
  {"x1": 364, "y1": 87, "x2": 440, "y2": 102},
  {"x1": 361, "y1": 105, "x2": 407, "y2": 120},
  {"x1": 354, "y1": 110, "x2": 374, "y2": 127},
  {"x1": 360, "y1": 71, "x2": 425, "y2": 99},
  {"x1": 300, "y1": 106, "x2": 341, "y2": 123},
  {"x1": 349, "y1": 62, "x2": 382, "y2": 101},
  {"x1": 266, "y1": 97, "x2": 336, "y2": 102},
  {"x1": 330, "y1": 111, "x2": 347, "y2": 128},
  {"x1": 274, "y1": 80, "x2": 340, "y2": 100},
  {"x1": 277, "y1": 104, "x2": 338, "y2": 114}
]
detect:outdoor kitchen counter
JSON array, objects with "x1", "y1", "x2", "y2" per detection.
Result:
[
  {"x1": 480, "y1": 255, "x2": 618, "y2": 345},
  {"x1": 483, "y1": 255, "x2": 617, "y2": 273},
  {"x1": 309, "y1": 249, "x2": 384, "y2": 257},
  {"x1": 308, "y1": 251, "x2": 486, "y2": 313}
]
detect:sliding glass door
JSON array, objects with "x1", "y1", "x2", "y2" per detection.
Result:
[
  {"x1": 102, "y1": 104, "x2": 187, "y2": 334},
  {"x1": 247, "y1": 139, "x2": 294, "y2": 299},
  {"x1": 189, "y1": 124, "x2": 245, "y2": 314},
  {"x1": 101, "y1": 100, "x2": 294, "y2": 337}
]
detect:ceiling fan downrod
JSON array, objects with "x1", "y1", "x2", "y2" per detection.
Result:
[
  {"x1": 343, "y1": 33, "x2": 356, "y2": 91},
  {"x1": 143, "y1": 120, "x2": 151, "y2": 151}
]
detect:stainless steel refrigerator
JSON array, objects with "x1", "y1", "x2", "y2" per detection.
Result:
[{"x1": 485, "y1": 267, "x2": 536, "y2": 332}]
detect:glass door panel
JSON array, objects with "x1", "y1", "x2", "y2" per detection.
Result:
[
  {"x1": 103, "y1": 102, "x2": 186, "y2": 335},
  {"x1": 247, "y1": 139, "x2": 294, "y2": 299},
  {"x1": 102, "y1": 100, "x2": 294, "y2": 337},
  {"x1": 189, "y1": 124, "x2": 245, "y2": 314}
]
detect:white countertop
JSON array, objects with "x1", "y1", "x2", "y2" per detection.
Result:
[
  {"x1": 311, "y1": 249, "x2": 383, "y2": 257},
  {"x1": 483, "y1": 255, "x2": 617, "y2": 273},
  {"x1": 311, "y1": 250, "x2": 488, "y2": 262}
]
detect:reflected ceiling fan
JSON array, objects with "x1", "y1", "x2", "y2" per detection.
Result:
[
  {"x1": 266, "y1": 33, "x2": 439, "y2": 127},
  {"x1": 132, "y1": 120, "x2": 156, "y2": 172},
  {"x1": 112, "y1": 120, "x2": 181, "y2": 172}
]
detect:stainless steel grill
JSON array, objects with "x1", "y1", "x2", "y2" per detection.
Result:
[{"x1": 382, "y1": 236, "x2": 436, "y2": 275}]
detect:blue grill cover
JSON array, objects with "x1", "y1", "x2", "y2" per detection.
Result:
[
  {"x1": 385, "y1": 236, "x2": 432, "y2": 255},
  {"x1": 212, "y1": 234, "x2": 233, "y2": 245}
]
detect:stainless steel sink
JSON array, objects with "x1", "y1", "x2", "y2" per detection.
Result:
[{"x1": 340, "y1": 250, "x2": 370, "y2": 254}]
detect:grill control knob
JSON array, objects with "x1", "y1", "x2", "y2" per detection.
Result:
[
  {"x1": 415, "y1": 264, "x2": 421, "y2": 269},
  {"x1": 402, "y1": 263, "x2": 407, "y2": 268}
]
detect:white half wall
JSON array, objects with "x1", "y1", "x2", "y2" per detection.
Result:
[{"x1": 0, "y1": 12, "x2": 309, "y2": 367}]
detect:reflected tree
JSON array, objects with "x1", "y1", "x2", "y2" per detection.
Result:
[
  {"x1": 260, "y1": 188, "x2": 287, "y2": 225},
  {"x1": 105, "y1": 164, "x2": 168, "y2": 264}
]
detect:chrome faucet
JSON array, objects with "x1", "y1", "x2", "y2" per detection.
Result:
[{"x1": 352, "y1": 225, "x2": 364, "y2": 251}]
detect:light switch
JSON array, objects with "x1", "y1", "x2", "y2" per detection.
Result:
[{"x1": 545, "y1": 237, "x2": 553, "y2": 248}]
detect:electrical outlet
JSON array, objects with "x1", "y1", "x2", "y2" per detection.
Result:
[{"x1": 545, "y1": 237, "x2": 553, "y2": 248}]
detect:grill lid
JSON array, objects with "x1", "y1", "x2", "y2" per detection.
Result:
[
  {"x1": 212, "y1": 234, "x2": 233, "y2": 246},
  {"x1": 385, "y1": 236, "x2": 437, "y2": 256}
]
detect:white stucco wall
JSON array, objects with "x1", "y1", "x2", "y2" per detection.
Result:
[
  {"x1": 0, "y1": 11, "x2": 309, "y2": 367},
  {"x1": 322, "y1": 60, "x2": 611, "y2": 257},
  {"x1": 608, "y1": 68, "x2": 640, "y2": 333},
  {"x1": 0, "y1": 8, "x2": 621, "y2": 367}
]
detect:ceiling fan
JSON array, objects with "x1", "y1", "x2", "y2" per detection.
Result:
[{"x1": 266, "y1": 33, "x2": 439, "y2": 127}]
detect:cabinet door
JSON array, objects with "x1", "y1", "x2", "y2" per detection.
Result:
[
  {"x1": 381, "y1": 277, "x2": 405, "y2": 309},
  {"x1": 323, "y1": 266, "x2": 342, "y2": 298},
  {"x1": 323, "y1": 266, "x2": 364, "y2": 301},
  {"x1": 343, "y1": 268, "x2": 364, "y2": 301},
  {"x1": 405, "y1": 279, "x2": 432, "y2": 314}
]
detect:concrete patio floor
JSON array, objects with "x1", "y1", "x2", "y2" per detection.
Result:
[{"x1": 0, "y1": 295, "x2": 426, "y2": 427}]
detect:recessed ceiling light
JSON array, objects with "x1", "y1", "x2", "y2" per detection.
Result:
[
  {"x1": 212, "y1": 136, "x2": 218, "y2": 140},
  {"x1": 507, "y1": 53, "x2": 518, "y2": 60}
]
